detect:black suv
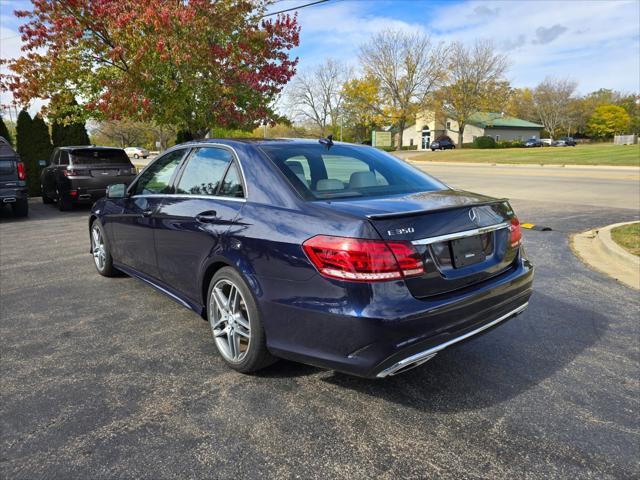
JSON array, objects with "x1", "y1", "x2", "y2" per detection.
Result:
[
  {"x1": 0, "y1": 136, "x2": 28, "y2": 217},
  {"x1": 430, "y1": 139, "x2": 456, "y2": 151},
  {"x1": 41, "y1": 146, "x2": 137, "y2": 210}
]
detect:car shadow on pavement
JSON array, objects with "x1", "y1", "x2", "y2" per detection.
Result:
[
  {"x1": 321, "y1": 291, "x2": 609, "y2": 413},
  {"x1": 0, "y1": 200, "x2": 93, "y2": 223}
]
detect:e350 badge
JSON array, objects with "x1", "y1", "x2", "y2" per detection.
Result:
[{"x1": 387, "y1": 227, "x2": 415, "y2": 236}]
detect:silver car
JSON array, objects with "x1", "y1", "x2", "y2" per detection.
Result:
[{"x1": 124, "y1": 147, "x2": 150, "y2": 159}]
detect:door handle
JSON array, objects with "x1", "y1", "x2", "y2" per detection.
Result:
[
  {"x1": 142, "y1": 209, "x2": 153, "y2": 217},
  {"x1": 195, "y1": 211, "x2": 218, "y2": 223}
]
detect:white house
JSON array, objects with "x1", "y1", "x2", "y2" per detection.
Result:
[{"x1": 401, "y1": 111, "x2": 544, "y2": 149}]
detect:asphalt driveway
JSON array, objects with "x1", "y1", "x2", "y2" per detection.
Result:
[{"x1": 1, "y1": 189, "x2": 638, "y2": 478}]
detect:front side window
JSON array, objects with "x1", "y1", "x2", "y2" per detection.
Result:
[
  {"x1": 261, "y1": 144, "x2": 446, "y2": 200},
  {"x1": 134, "y1": 149, "x2": 186, "y2": 195},
  {"x1": 175, "y1": 147, "x2": 233, "y2": 196}
]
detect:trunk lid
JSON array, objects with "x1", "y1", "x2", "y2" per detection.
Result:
[{"x1": 318, "y1": 190, "x2": 520, "y2": 298}]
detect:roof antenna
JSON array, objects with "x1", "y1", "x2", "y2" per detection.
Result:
[{"x1": 319, "y1": 134, "x2": 334, "y2": 149}]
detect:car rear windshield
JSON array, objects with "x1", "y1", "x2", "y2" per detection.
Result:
[
  {"x1": 260, "y1": 143, "x2": 446, "y2": 200},
  {"x1": 71, "y1": 149, "x2": 130, "y2": 165},
  {"x1": 0, "y1": 159, "x2": 14, "y2": 175}
]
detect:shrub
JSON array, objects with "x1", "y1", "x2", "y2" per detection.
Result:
[
  {"x1": 400, "y1": 145, "x2": 417, "y2": 150},
  {"x1": 461, "y1": 142, "x2": 476, "y2": 149},
  {"x1": 0, "y1": 116, "x2": 12, "y2": 145},
  {"x1": 496, "y1": 140, "x2": 524, "y2": 149},
  {"x1": 473, "y1": 136, "x2": 496, "y2": 149},
  {"x1": 376, "y1": 146, "x2": 396, "y2": 152}
]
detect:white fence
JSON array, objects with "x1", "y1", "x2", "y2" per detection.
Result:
[{"x1": 613, "y1": 134, "x2": 638, "y2": 145}]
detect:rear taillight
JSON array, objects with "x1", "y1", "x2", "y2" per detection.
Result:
[
  {"x1": 302, "y1": 235, "x2": 424, "y2": 282},
  {"x1": 510, "y1": 217, "x2": 522, "y2": 248},
  {"x1": 16, "y1": 162, "x2": 26, "y2": 180}
]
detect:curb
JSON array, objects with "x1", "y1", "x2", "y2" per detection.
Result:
[
  {"x1": 571, "y1": 222, "x2": 639, "y2": 291},
  {"x1": 597, "y1": 221, "x2": 640, "y2": 266}
]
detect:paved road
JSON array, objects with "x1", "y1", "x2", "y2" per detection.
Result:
[{"x1": 1, "y1": 166, "x2": 639, "y2": 479}]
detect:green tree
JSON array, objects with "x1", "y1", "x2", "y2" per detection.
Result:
[
  {"x1": 26, "y1": 115, "x2": 53, "y2": 196},
  {"x1": 586, "y1": 105, "x2": 631, "y2": 139},
  {"x1": 49, "y1": 95, "x2": 91, "y2": 147},
  {"x1": 0, "y1": 116, "x2": 13, "y2": 145},
  {"x1": 15, "y1": 109, "x2": 33, "y2": 167},
  {"x1": 341, "y1": 75, "x2": 384, "y2": 143}
]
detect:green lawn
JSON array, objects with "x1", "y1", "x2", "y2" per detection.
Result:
[
  {"x1": 611, "y1": 222, "x2": 640, "y2": 256},
  {"x1": 410, "y1": 143, "x2": 640, "y2": 166}
]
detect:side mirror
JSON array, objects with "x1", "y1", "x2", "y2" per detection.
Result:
[
  {"x1": 106, "y1": 183, "x2": 126, "y2": 199},
  {"x1": 38, "y1": 160, "x2": 48, "y2": 167}
]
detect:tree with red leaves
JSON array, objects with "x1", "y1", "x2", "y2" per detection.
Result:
[{"x1": 2, "y1": 0, "x2": 299, "y2": 138}]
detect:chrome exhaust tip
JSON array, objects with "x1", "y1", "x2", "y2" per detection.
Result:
[{"x1": 2, "y1": 197, "x2": 16, "y2": 203}]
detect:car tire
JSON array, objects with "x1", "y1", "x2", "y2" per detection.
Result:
[
  {"x1": 90, "y1": 220, "x2": 118, "y2": 277},
  {"x1": 207, "y1": 267, "x2": 276, "y2": 373},
  {"x1": 42, "y1": 188, "x2": 54, "y2": 204},
  {"x1": 134, "y1": 154, "x2": 139, "y2": 159},
  {"x1": 57, "y1": 189, "x2": 73, "y2": 211},
  {"x1": 11, "y1": 198, "x2": 28, "y2": 217}
]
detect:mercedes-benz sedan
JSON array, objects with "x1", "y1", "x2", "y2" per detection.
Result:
[{"x1": 89, "y1": 139, "x2": 533, "y2": 378}]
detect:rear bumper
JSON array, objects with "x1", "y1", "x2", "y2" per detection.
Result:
[
  {"x1": 0, "y1": 186, "x2": 28, "y2": 203},
  {"x1": 260, "y1": 256, "x2": 534, "y2": 378},
  {"x1": 67, "y1": 175, "x2": 136, "y2": 202}
]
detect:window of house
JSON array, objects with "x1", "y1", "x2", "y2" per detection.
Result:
[
  {"x1": 409, "y1": 138, "x2": 414, "y2": 146},
  {"x1": 446, "y1": 121, "x2": 451, "y2": 129}
]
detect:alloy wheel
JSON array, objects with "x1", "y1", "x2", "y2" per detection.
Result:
[
  {"x1": 209, "y1": 279, "x2": 251, "y2": 363},
  {"x1": 91, "y1": 225, "x2": 106, "y2": 271}
]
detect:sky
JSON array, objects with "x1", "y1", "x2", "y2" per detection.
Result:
[{"x1": 1, "y1": 0, "x2": 639, "y2": 118}]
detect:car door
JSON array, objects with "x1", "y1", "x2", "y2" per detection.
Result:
[
  {"x1": 41, "y1": 149, "x2": 59, "y2": 197},
  {"x1": 154, "y1": 146, "x2": 246, "y2": 303},
  {"x1": 108, "y1": 148, "x2": 188, "y2": 279}
]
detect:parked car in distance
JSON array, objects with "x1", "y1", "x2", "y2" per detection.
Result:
[
  {"x1": 124, "y1": 146, "x2": 150, "y2": 159},
  {"x1": 552, "y1": 137, "x2": 576, "y2": 147},
  {"x1": 89, "y1": 139, "x2": 533, "y2": 378},
  {"x1": 0, "y1": 136, "x2": 28, "y2": 217},
  {"x1": 540, "y1": 138, "x2": 553, "y2": 146},
  {"x1": 524, "y1": 138, "x2": 543, "y2": 148},
  {"x1": 41, "y1": 146, "x2": 137, "y2": 211},
  {"x1": 430, "y1": 139, "x2": 456, "y2": 151}
]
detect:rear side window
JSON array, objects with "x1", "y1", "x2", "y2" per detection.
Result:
[
  {"x1": 0, "y1": 159, "x2": 14, "y2": 175},
  {"x1": 218, "y1": 162, "x2": 244, "y2": 198},
  {"x1": 134, "y1": 149, "x2": 186, "y2": 195},
  {"x1": 175, "y1": 147, "x2": 240, "y2": 197},
  {"x1": 71, "y1": 149, "x2": 129, "y2": 165}
]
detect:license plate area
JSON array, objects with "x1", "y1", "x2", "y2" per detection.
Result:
[
  {"x1": 451, "y1": 235, "x2": 486, "y2": 268},
  {"x1": 91, "y1": 169, "x2": 117, "y2": 177}
]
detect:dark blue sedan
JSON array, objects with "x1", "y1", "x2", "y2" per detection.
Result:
[{"x1": 89, "y1": 139, "x2": 533, "y2": 378}]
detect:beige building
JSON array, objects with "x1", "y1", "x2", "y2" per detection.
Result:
[{"x1": 401, "y1": 111, "x2": 543, "y2": 150}]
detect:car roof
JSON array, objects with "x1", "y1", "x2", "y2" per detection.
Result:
[
  {"x1": 173, "y1": 138, "x2": 359, "y2": 149},
  {"x1": 59, "y1": 146, "x2": 125, "y2": 152}
]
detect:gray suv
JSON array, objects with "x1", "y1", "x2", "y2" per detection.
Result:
[
  {"x1": 41, "y1": 146, "x2": 137, "y2": 210},
  {"x1": 0, "y1": 136, "x2": 28, "y2": 217}
]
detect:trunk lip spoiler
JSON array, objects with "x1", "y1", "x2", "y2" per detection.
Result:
[
  {"x1": 365, "y1": 198, "x2": 509, "y2": 220},
  {"x1": 411, "y1": 221, "x2": 511, "y2": 246}
]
